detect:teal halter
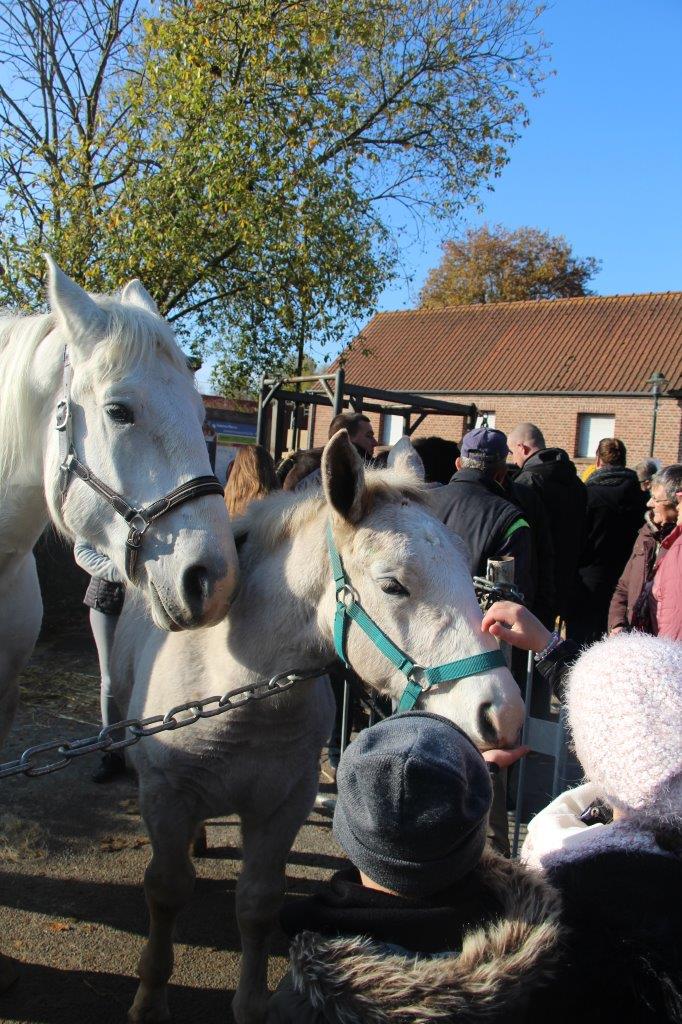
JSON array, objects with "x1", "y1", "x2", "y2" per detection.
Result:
[{"x1": 327, "y1": 523, "x2": 506, "y2": 713}]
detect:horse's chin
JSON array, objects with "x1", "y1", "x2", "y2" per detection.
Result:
[{"x1": 147, "y1": 581, "x2": 184, "y2": 632}]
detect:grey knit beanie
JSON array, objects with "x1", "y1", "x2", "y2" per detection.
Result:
[{"x1": 333, "y1": 712, "x2": 492, "y2": 897}]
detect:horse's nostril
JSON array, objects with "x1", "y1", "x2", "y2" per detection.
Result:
[
  {"x1": 182, "y1": 564, "x2": 210, "y2": 609},
  {"x1": 477, "y1": 703, "x2": 499, "y2": 746}
]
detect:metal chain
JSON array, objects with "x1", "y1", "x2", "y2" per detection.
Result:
[
  {"x1": 473, "y1": 576, "x2": 525, "y2": 612},
  {"x1": 0, "y1": 667, "x2": 329, "y2": 781}
]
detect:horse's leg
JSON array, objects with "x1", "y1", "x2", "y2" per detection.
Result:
[
  {"x1": 0, "y1": 555, "x2": 42, "y2": 747},
  {"x1": 0, "y1": 953, "x2": 18, "y2": 992},
  {"x1": 232, "y1": 767, "x2": 320, "y2": 1024},
  {"x1": 128, "y1": 781, "x2": 201, "y2": 1023},
  {"x1": 192, "y1": 821, "x2": 208, "y2": 858}
]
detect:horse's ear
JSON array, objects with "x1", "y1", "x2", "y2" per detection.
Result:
[
  {"x1": 44, "y1": 254, "x2": 106, "y2": 345},
  {"x1": 387, "y1": 436, "x2": 425, "y2": 481},
  {"x1": 121, "y1": 279, "x2": 159, "y2": 317},
  {"x1": 322, "y1": 430, "x2": 365, "y2": 524}
]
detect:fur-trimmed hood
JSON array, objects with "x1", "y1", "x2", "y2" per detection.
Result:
[{"x1": 284, "y1": 853, "x2": 563, "y2": 1024}]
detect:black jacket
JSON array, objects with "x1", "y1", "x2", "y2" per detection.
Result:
[
  {"x1": 268, "y1": 855, "x2": 563, "y2": 1024},
  {"x1": 504, "y1": 475, "x2": 557, "y2": 627},
  {"x1": 429, "y1": 469, "x2": 533, "y2": 602},
  {"x1": 530, "y1": 848, "x2": 682, "y2": 1024},
  {"x1": 514, "y1": 449, "x2": 587, "y2": 620},
  {"x1": 578, "y1": 466, "x2": 647, "y2": 596},
  {"x1": 269, "y1": 851, "x2": 681, "y2": 1024}
]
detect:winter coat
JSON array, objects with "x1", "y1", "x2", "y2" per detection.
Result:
[
  {"x1": 503, "y1": 476, "x2": 557, "y2": 628},
  {"x1": 607, "y1": 514, "x2": 673, "y2": 632},
  {"x1": 514, "y1": 449, "x2": 587, "y2": 620},
  {"x1": 578, "y1": 466, "x2": 646, "y2": 598},
  {"x1": 651, "y1": 523, "x2": 682, "y2": 641},
  {"x1": 430, "y1": 469, "x2": 533, "y2": 604},
  {"x1": 534, "y1": 637, "x2": 580, "y2": 699},
  {"x1": 267, "y1": 855, "x2": 563, "y2": 1024},
  {"x1": 521, "y1": 789, "x2": 682, "y2": 1024}
]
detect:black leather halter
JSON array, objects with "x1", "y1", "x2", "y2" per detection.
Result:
[{"x1": 56, "y1": 348, "x2": 225, "y2": 582}]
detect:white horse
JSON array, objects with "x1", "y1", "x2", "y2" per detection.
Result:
[
  {"x1": 114, "y1": 431, "x2": 525, "y2": 1024},
  {"x1": 0, "y1": 257, "x2": 239, "y2": 747}
]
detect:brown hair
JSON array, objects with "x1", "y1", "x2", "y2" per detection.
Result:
[
  {"x1": 596, "y1": 437, "x2": 627, "y2": 467},
  {"x1": 225, "y1": 445, "x2": 278, "y2": 519},
  {"x1": 328, "y1": 412, "x2": 370, "y2": 440}
]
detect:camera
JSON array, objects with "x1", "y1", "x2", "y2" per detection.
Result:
[{"x1": 579, "y1": 798, "x2": 613, "y2": 826}]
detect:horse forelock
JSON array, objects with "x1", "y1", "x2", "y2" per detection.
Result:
[
  {"x1": 78, "y1": 296, "x2": 189, "y2": 387},
  {"x1": 233, "y1": 468, "x2": 429, "y2": 561}
]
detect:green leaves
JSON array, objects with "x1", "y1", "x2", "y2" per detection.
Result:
[{"x1": 0, "y1": 0, "x2": 548, "y2": 393}]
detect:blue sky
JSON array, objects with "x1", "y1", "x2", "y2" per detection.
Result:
[{"x1": 378, "y1": 0, "x2": 682, "y2": 311}]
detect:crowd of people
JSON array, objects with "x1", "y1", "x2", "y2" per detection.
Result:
[
  {"x1": 265, "y1": 413, "x2": 681, "y2": 1021},
  {"x1": 75, "y1": 412, "x2": 681, "y2": 1020}
]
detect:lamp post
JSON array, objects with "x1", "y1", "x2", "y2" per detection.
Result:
[{"x1": 647, "y1": 371, "x2": 668, "y2": 458}]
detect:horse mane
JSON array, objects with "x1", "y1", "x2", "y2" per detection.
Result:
[
  {"x1": 0, "y1": 292, "x2": 189, "y2": 482},
  {"x1": 233, "y1": 469, "x2": 428, "y2": 558}
]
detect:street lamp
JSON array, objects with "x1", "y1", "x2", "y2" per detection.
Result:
[{"x1": 647, "y1": 371, "x2": 668, "y2": 458}]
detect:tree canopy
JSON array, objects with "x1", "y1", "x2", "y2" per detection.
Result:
[
  {"x1": 419, "y1": 225, "x2": 601, "y2": 308},
  {"x1": 0, "y1": 0, "x2": 549, "y2": 393}
]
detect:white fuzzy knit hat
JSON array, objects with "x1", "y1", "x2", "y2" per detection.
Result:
[{"x1": 566, "y1": 632, "x2": 682, "y2": 819}]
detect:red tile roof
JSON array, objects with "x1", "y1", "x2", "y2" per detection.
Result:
[
  {"x1": 202, "y1": 394, "x2": 257, "y2": 412},
  {"x1": 334, "y1": 293, "x2": 682, "y2": 395}
]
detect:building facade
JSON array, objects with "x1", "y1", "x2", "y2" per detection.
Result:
[{"x1": 312, "y1": 293, "x2": 682, "y2": 468}]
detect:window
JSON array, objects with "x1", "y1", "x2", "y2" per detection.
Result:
[
  {"x1": 475, "y1": 411, "x2": 496, "y2": 428},
  {"x1": 577, "y1": 414, "x2": 615, "y2": 458},
  {"x1": 380, "y1": 413, "x2": 405, "y2": 445}
]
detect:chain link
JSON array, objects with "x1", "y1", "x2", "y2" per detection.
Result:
[
  {"x1": 473, "y1": 577, "x2": 525, "y2": 612},
  {"x1": 0, "y1": 668, "x2": 328, "y2": 781}
]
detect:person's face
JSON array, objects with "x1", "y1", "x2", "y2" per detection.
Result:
[
  {"x1": 647, "y1": 484, "x2": 679, "y2": 527},
  {"x1": 351, "y1": 420, "x2": 377, "y2": 456},
  {"x1": 507, "y1": 436, "x2": 528, "y2": 469}
]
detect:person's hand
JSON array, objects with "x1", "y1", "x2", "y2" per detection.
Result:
[
  {"x1": 481, "y1": 601, "x2": 552, "y2": 653},
  {"x1": 482, "y1": 745, "x2": 530, "y2": 769},
  {"x1": 609, "y1": 626, "x2": 625, "y2": 636}
]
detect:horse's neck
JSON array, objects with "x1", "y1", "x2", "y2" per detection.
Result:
[
  {"x1": 227, "y1": 508, "x2": 332, "y2": 675},
  {"x1": 0, "y1": 331, "x2": 58, "y2": 560},
  {"x1": 0, "y1": 486, "x2": 49, "y2": 568}
]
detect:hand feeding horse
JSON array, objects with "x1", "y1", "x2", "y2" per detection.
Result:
[
  {"x1": 0, "y1": 257, "x2": 240, "y2": 748},
  {"x1": 113, "y1": 431, "x2": 525, "y2": 1024}
]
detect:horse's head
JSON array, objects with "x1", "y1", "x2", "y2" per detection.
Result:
[
  {"x1": 321, "y1": 432, "x2": 524, "y2": 749},
  {"x1": 41, "y1": 258, "x2": 239, "y2": 630}
]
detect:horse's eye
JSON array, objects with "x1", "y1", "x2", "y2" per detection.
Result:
[
  {"x1": 106, "y1": 403, "x2": 134, "y2": 424},
  {"x1": 380, "y1": 578, "x2": 410, "y2": 597}
]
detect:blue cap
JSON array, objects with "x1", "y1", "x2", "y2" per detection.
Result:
[{"x1": 461, "y1": 426, "x2": 509, "y2": 462}]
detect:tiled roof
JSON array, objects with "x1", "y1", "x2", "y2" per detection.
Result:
[
  {"x1": 202, "y1": 394, "x2": 257, "y2": 412},
  {"x1": 335, "y1": 293, "x2": 682, "y2": 395}
]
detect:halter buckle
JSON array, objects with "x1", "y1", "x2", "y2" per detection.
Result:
[
  {"x1": 127, "y1": 512, "x2": 151, "y2": 539},
  {"x1": 55, "y1": 400, "x2": 70, "y2": 431},
  {"x1": 406, "y1": 665, "x2": 427, "y2": 690},
  {"x1": 337, "y1": 583, "x2": 359, "y2": 608}
]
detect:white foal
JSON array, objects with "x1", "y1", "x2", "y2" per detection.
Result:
[
  {"x1": 0, "y1": 257, "x2": 239, "y2": 746},
  {"x1": 115, "y1": 431, "x2": 524, "y2": 1024}
]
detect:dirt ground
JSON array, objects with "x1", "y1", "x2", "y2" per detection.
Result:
[
  {"x1": 0, "y1": 645, "x2": 344, "y2": 1024},
  {"x1": 0, "y1": 537, "x2": 345, "y2": 1024},
  {"x1": 0, "y1": 536, "x2": 544, "y2": 1024}
]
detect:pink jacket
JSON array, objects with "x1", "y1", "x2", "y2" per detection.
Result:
[{"x1": 651, "y1": 524, "x2": 682, "y2": 641}]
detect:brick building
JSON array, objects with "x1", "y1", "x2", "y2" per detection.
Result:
[{"x1": 312, "y1": 292, "x2": 682, "y2": 468}]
